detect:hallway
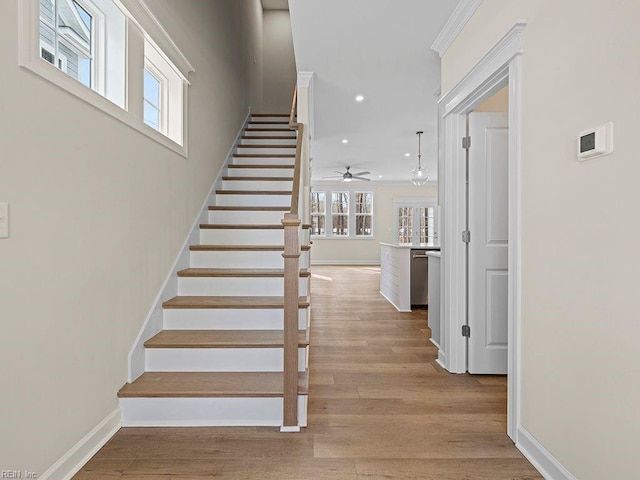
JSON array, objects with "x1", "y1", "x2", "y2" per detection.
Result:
[{"x1": 74, "y1": 266, "x2": 541, "y2": 479}]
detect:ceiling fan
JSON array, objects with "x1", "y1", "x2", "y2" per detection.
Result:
[{"x1": 322, "y1": 166, "x2": 371, "y2": 182}]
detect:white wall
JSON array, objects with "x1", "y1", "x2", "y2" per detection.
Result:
[
  {"x1": 263, "y1": 10, "x2": 297, "y2": 112},
  {"x1": 244, "y1": 0, "x2": 264, "y2": 112},
  {"x1": 0, "y1": 0, "x2": 260, "y2": 474},
  {"x1": 311, "y1": 183, "x2": 437, "y2": 264},
  {"x1": 442, "y1": 2, "x2": 640, "y2": 479}
]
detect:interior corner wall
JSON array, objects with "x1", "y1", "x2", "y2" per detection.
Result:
[
  {"x1": 263, "y1": 10, "x2": 297, "y2": 112},
  {"x1": 442, "y1": 2, "x2": 640, "y2": 479},
  {"x1": 0, "y1": 0, "x2": 257, "y2": 474},
  {"x1": 244, "y1": 0, "x2": 264, "y2": 112},
  {"x1": 310, "y1": 184, "x2": 438, "y2": 264}
]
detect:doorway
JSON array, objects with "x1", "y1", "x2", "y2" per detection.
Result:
[{"x1": 438, "y1": 21, "x2": 526, "y2": 441}]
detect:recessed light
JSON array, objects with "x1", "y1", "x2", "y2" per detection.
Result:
[
  {"x1": 342, "y1": 139, "x2": 349, "y2": 144},
  {"x1": 355, "y1": 95, "x2": 364, "y2": 102},
  {"x1": 405, "y1": 153, "x2": 411, "y2": 157},
  {"x1": 378, "y1": 175, "x2": 383, "y2": 178}
]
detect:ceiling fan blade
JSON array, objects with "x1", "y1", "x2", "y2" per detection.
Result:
[
  {"x1": 351, "y1": 171, "x2": 370, "y2": 176},
  {"x1": 322, "y1": 175, "x2": 343, "y2": 179},
  {"x1": 334, "y1": 171, "x2": 345, "y2": 175},
  {"x1": 352, "y1": 176, "x2": 371, "y2": 181}
]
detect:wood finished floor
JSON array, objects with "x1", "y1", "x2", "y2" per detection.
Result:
[{"x1": 74, "y1": 265, "x2": 542, "y2": 479}]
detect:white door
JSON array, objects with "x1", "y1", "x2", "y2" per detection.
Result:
[{"x1": 468, "y1": 112, "x2": 509, "y2": 374}]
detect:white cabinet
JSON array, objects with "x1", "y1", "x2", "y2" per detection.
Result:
[
  {"x1": 427, "y1": 252, "x2": 445, "y2": 367},
  {"x1": 379, "y1": 243, "x2": 412, "y2": 312}
]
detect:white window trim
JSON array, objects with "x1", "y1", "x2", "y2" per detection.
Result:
[
  {"x1": 143, "y1": 62, "x2": 166, "y2": 133},
  {"x1": 311, "y1": 186, "x2": 377, "y2": 240},
  {"x1": 392, "y1": 198, "x2": 439, "y2": 245},
  {"x1": 310, "y1": 192, "x2": 327, "y2": 237},
  {"x1": 18, "y1": 0, "x2": 194, "y2": 157}
]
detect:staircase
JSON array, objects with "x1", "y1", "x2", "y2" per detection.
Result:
[{"x1": 118, "y1": 113, "x2": 310, "y2": 428}]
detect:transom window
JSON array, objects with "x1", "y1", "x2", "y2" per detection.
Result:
[
  {"x1": 40, "y1": 0, "x2": 97, "y2": 89},
  {"x1": 143, "y1": 68, "x2": 161, "y2": 131},
  {"x1": 311, "y1": 189, "x2": 375, "y2": 239}
]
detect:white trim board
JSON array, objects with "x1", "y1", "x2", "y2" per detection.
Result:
[
  {"x1": 517, "y1": 427, "x2": 577, "y2": 480},
  {"x1": 378, "y1": 290, "x2": 412, "y2": 313},
  {"x1": 127, "y1": 111, "x2": 250, "y2": 382},
  {"x1": 39, "y1": 409, "x2": 121, "y2": 480},
  {"x1": 431, "y1": 0, "x2": 484, "y2": 57},
  {"x1": 437, "y1": 20, "x2": 526, "y2": 443}
]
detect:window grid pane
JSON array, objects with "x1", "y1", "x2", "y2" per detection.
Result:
[
  {"x1": 398, "y1": 207, "x2": 413, "y2": 244},
  {"x1": 311, "y1": 215, "x2": 325, "y2": 236},
  {"x1": 419, "y1": 207, "x2": 435, "y2": 244},
  {"x1": 144, "y1": 68, "x2": 161, "y2": 130}
]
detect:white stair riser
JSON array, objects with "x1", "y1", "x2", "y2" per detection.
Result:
[
  {"x1": 163, "y1": 308, "x2": 309, "y2": 330},
  {"x1": 199, "y1": 229, "x2": 283, "y2": 245},
  {"x1": 221, "y1": 180, "x2": 293, "y2": 190},
  {"x1": 236, "y1": 147, "x2": 296, "y2": 155},
  {"x1": 247, "y1": 123, "x2": 290, "y2": 129},
  {"x1": 244, "y1": 130, "x2": 294, "y2": 138},
  {"x1": 145, "y1": 348, "x2": 306, "y2": 372},
  {"x1": 120, "y1": 395, "x2": 307, "y2": 427},
  {"x1": 215, "y1": 194, "x2": 291, "y2": 207},
  {"x1": 227, "y1": 167, "x2": 294, "y2": 178},
  {"x1": 232, "y1": 157, "x2": 295, "y2": 166},
  {"x1": 178, "y1": 276, "x2": 309, "y2": 296},
  {"x1": 250, "y1": 116, "x2": 290, "y2": 122},
  {"x1": 208, "y1": 210, "x2": 285, "y2": 224},
  {"x1": 190, "y1": 250, "x2": 309, "y2": 269},
  {"x1": 241, "y1": 138, "x2": 296, "y2": 145}
]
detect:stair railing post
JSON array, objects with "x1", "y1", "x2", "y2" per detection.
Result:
[{"x1": 281, "y1": 212, "x2": 301, "y2": 430}]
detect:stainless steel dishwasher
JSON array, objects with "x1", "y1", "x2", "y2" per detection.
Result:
[{"x1": 410, "y1": 249, "x2": 430, "y2": 306}]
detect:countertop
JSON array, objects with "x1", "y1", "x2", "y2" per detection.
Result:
[
  {"x1": 427, "y1": 251, "x2": 441, "y2": 258},
  {"x1": 380, "y1": 242, "x2": 441, "y2": 250}
]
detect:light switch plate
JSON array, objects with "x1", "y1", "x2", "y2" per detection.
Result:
[{"x1": 0, "y1": 203, "x2": 9, "y2": 238}]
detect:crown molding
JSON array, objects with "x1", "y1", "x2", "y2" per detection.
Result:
[
  {"x1": 431, "y1": 0, "x2": 484, "y2": 57},
  {"x1": 119, "y1": 0, "x2": 194, "y2": 77}
]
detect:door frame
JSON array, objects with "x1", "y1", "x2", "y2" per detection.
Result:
[{"x1": 438, "y1": 20, "x2": 526, "y2": 441}]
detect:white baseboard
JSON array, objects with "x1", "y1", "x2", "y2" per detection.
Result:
[
  {"x1": 40, "y1": 409, "x2": 121, "y2": 480},
  {"x1": 311, "y1": 260, "x2": 380, "y2": 266},
  {"x1": 517, "y1": 426, "x2": 576, "y2": 480},
  {"x1": 379, "y1": 290, "x2": 411, "y2": 313},
  {"x1": 429, "y1": 338, "x2": 441, "y2": 349},
  {"x1": 436, "y1": 349, "x2": 447, "y2": 369}
]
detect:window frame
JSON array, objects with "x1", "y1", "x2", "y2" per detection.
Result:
[
  {"x1": 310, "y1": 192, "x2": 327, "y2": 237},
  {"x1": 311, "y1": 187, "x2": 376, "y2": 240},
  {"x1": 19, "y1": 0, "x2": 194, "y2": 156},
  {"x1": 392, "y1": 198, "x2": 439, "y2": 246},
  {"x1": 354, "y1": 191, "x2": 374, "y2": 238}
]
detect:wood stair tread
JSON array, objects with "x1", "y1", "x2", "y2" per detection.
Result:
[
  {"x1": 177, "y1": 268, "x2": 310, "y2": 277},
  {"x1": 248, "y1": 121, "x2": 290, "y2": 125},
  {"x1": 215, "y1": 190, "x2": 292, "y2": 195},
  {"x1": 233, "y1": 154, "x2": 296, "y2": 158},
  {"x1": 144, "y1": 330, "x2": 309, "y2": 348},
  {"x1": 190, "y1": 244, "x2": 311, "y2": 251},
  {"x1": 241, "y1": 136, "x2": 296, "y2": 140},
  {"x1": 245, "y1": 128, "x2": 294, "y2": 132},
  {"x1": 208, "y1": 206, "x2": 290, "y2": 211},
  {"x1": 222, "y1": 176, "x2": 293, "y2": 181},
  {"x1": 227, "y1": 165, "x2": 294, "y2": 169},
  {"x1": 162, "y1": 296, "x2": 310, "y2": 309},
  {"x1": 118, "y1": 371, "x2": 308, "y2": 398},
  {"x1": 238, "y1": 144, "x2": 296, "y2": 148},
  {"x1": 199, "y1": 223, "x2": 284, "y2": 229}
]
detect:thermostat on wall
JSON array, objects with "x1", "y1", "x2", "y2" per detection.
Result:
[{"x1": 577, "y1": 122, "x2": 613, "y2": 161}]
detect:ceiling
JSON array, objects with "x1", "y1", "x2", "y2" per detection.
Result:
[
  {"x1": 288, "y1": 0, "x2": 460, "y2": 183},
  {"x1": 261, "y1": 0, "x2": 289, "y2": 11}
]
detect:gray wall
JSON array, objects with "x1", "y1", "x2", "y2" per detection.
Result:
[
  {"x1": 263, "y1": 10, "x2": 297, "y2": 112},
  {"x1": 443, "y1": 1, "x2": 640, "y2": 478},
  {"x1": 0, "y1": 0, "x2": 262, "y2": 473}
]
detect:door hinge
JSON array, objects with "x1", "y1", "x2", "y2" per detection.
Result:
[
  {"x1": 462, "y1": 136, "x2": 471, "y2": 150},
  {"x1": 462, "y1": 325, "x2": 471, "y2": 337},
  {"x1": 462, "y1": 230, "x2": 471, "y2": 243}
]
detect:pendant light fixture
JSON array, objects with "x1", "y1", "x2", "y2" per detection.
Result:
[{"x1": 410, "y1": 130, "x2": 429, "y2": 186}]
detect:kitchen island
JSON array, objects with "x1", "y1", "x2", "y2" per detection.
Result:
[{"x1": 379, "y1": 242, "x2": 440, "y2": 312}]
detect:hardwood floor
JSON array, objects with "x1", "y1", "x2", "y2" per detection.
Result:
[{"x1": 74, "y1": 265, "x2": 542, "y2": 479}]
